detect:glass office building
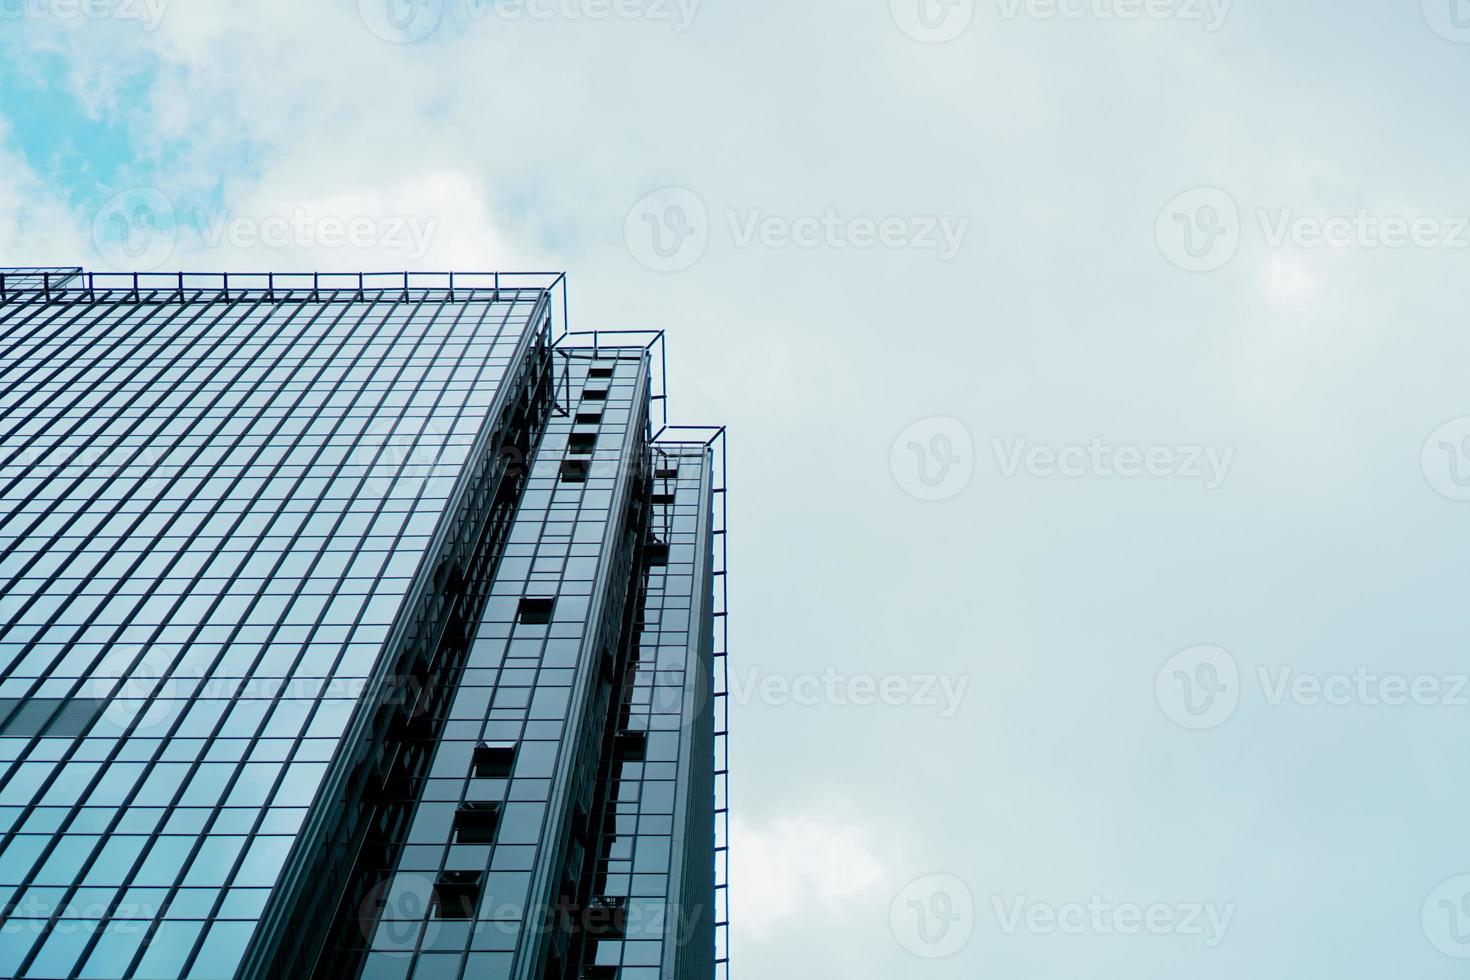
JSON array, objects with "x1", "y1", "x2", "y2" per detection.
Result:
[{"x1": 0, "y1": 270, "x2": 728, "y2": 980}]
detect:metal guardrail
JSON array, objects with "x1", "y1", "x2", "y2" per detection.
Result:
[
  {"x1": 0, "y1": 270, "x2": 573, "y2": 343},
  {"x1": 655, "y1": 425, "x2": 731, "y2": 980},
  {"x1": 557, "y1": 329, "x2": 730, "y2": 978}
]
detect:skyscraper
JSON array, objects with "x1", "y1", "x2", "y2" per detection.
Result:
[{"x1": 0, "y1": 270, "x2": 728, "y2": 980}]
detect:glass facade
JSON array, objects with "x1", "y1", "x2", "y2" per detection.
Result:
[{"x1": 0, "y1": 272, "x2": 726, "y2": 980}]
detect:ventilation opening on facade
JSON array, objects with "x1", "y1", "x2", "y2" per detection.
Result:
[
  {"x1": 433, "y1": 871, "x2": 482, "y2": 919},
  {"x1": 560, "y1": 458, "x2": 590, "y2": 483},
  {"x1": 472, "y1": 742, "x2": 517, "y2": 778},
  {"x1": 575, "y1": 411, "x2": 603, "y2": 425},
  {"x1": 582, "y1": 387, "x2": 608, "y2": 401},
  {"x1": 654, "y1": 466, "x2": 679, "y2": 479},
  {"x1": 645, "y1": 542, "x2": 669, "y2": 566},
  {"x1": 517, "y1": 596, "x2": 556, "y2": 624},
  {"x1": 585, "y1": 897, "x2": 628, "y2": 938},
  {"x1": 651, "y1": 491, "x2": 675, "y2": 505},
  {"x1": 588, "y1": 363, "x2": 615, "y2": 378},
  {"x1": 615, "y1": 730, "x2": 647, "y2": 760},
  {"x1": 568, "y1": 431, "x2": 597, "y2": 453},
  {"x1": 453, "y1": 802, "x2": 503, "y2": 844}
]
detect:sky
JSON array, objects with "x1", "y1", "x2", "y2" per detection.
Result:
[{"x1": 4, "y1": 1, "x2": 1470, "y2": 976}]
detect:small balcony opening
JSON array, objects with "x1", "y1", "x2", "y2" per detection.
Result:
[
  {"x1": 517, "y1": 596, "x2": 556, "y2": 624},
  {"x1": 453, "y1": 802, "x2": 502, "y2": 845},
  {"x1": 615, "y1": 730, "x2": 648, "y2": 761},
  {"x1": 433, "y1": 871, "x2": 482, "y2": 919},
  {"x1": 472, "y1": 742, "x2": 517, "y2": 779}
]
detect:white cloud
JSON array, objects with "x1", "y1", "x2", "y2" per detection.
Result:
[
  {"x1": 729, "y1": 809, "x2": 889, "y2": 941},
  {"x1": 0, "y1": 122, "x2": 89, "y2": 264}
]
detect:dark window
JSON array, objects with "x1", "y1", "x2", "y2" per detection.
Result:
[
  {"x1": 568, "y1": 431, "x2": 597, "y2": 453},
  {"x1": 615, "y1": 730, "x2": 647, "y2": 761},
  {"x1": 588, "y1": 363, "x2": 615, "y2": 378},
  {"x1": 517, "y1": 596, "x2": 556, "y2": 624},
  {"x1": 582, "y1": 387, "x2": 608, "y2": 401},
  {"x1": 433, "y1": 871, "x2": 482, "y2": 919},
  {"x1": 644, "y1": 542, "x2": 670, "y2": 566},
  {"x1": 473, "y1": 742, "x2": 517, "y2": 778},
  {"x1": 654, "y1": 466, "x2": 679, "y2": 479},
  {"x1": 0, "y1": 698, "x2": 104, "y2": 738},
  {"x1": 651, "y1": 491, "x2": 675, "y2": 505},
  {"x1": 560, "y1": 458, "x2": 589, "y2": 483},
  {"x1": 575, "y1": 411, "x2": 603, "y2": 425},
  {"x1": 584, "y1": 897, "x2": 628, "y2": 938},
  {"x1": 452, "y1": 803, "x2": 502, "y2": 845}
]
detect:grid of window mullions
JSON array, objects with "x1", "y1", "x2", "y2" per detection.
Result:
[
  {"x1": 0, "y1": 294, "x2": 201, "y2": 493},
  {"x1": 2, "y1": 293, "x2": 359, "y2": 977},
  {"x1": 0, "y1": 293, "x2": 540, "y2": 980},
  {"x1": 572, "y1": 446, "x2": 708, "y2": 979},
  {"x1": 341, "y1": 355, "x2": 646, "y2": 980},
  {"x1": 239, "y1": 299, "x2": 542, "y2": 980},
  {"x1": 5, "y1": 293, "x2": 424, "y2": 977}
]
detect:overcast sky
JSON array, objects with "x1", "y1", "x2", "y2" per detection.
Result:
[{"x1": 5, "y1": 1, "x2": 1470, "y2": 976}]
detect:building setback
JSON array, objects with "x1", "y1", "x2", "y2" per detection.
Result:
[{"x1": 0, "y1": 270, "x2": 728, "y2": 980}]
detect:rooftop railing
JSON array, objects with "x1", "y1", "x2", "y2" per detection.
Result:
[{"x1": 0, "y1": 269, "x2": 567, "y2": 305}]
